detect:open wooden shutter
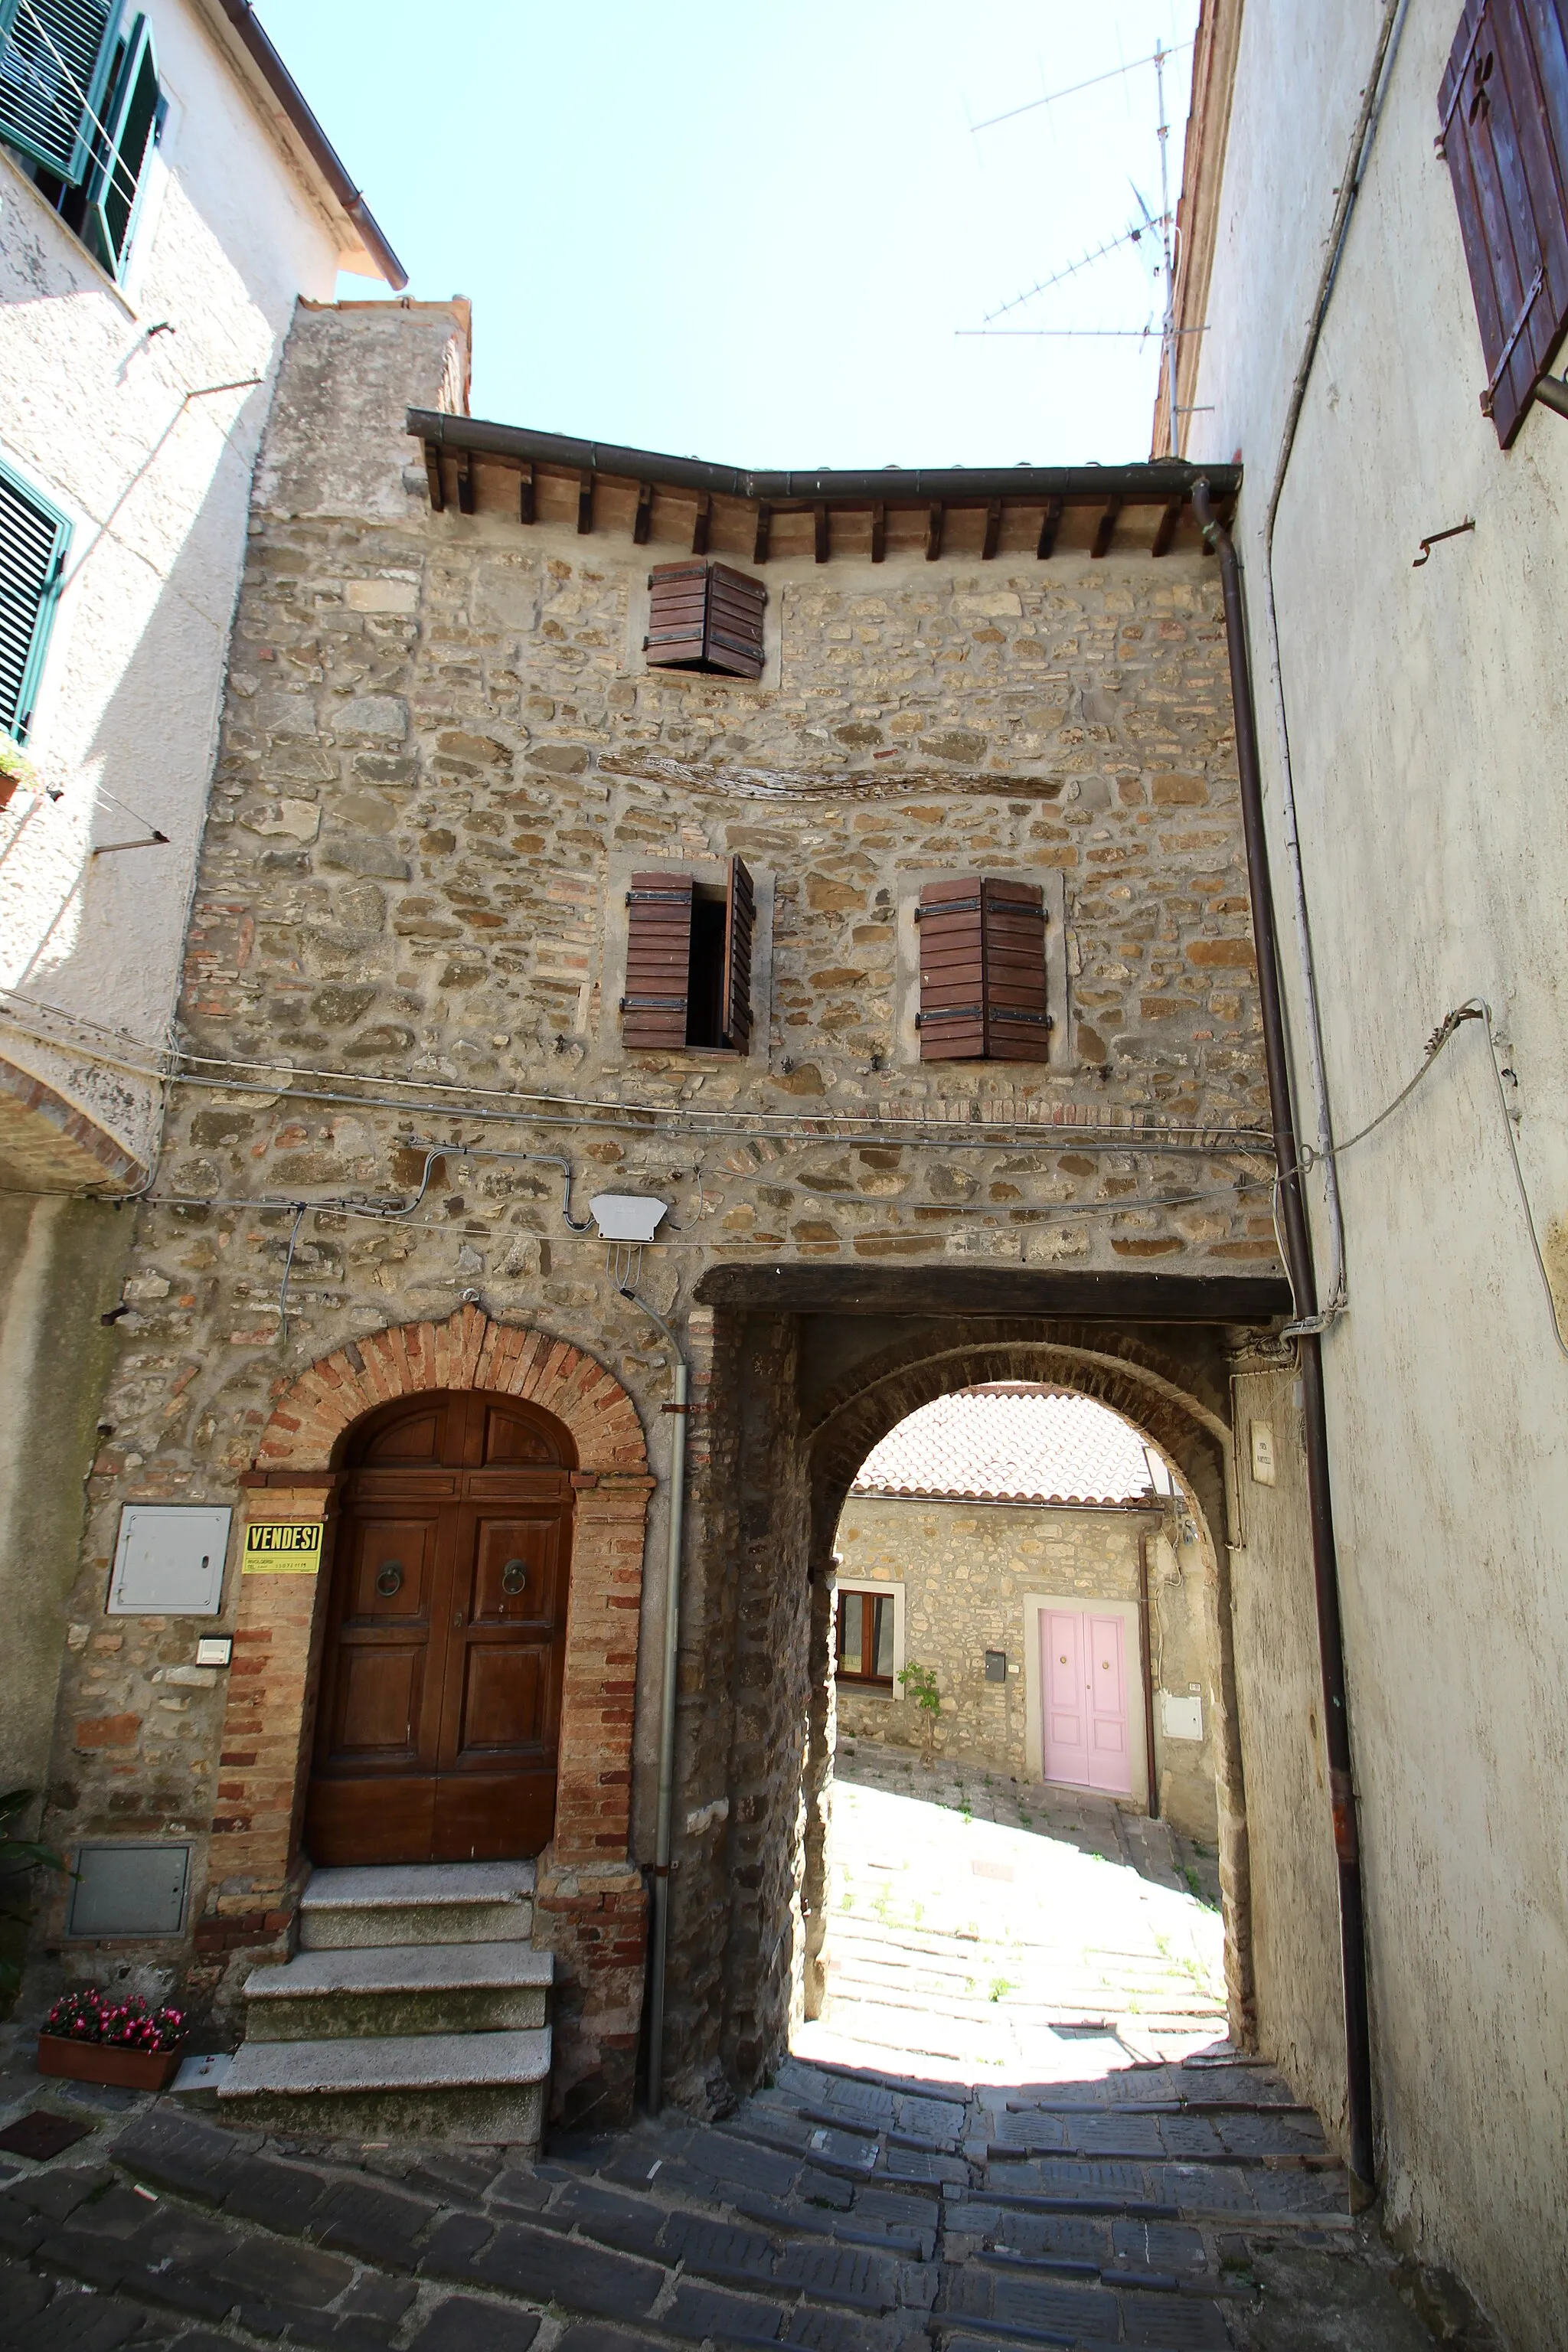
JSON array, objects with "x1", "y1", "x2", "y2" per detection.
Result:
[
  {"x1": 0, "y1": 0, "x2": 122, "y2": 184},
  {"x1": 916, "y1": 877, "x2": 1047, "y2": 1060},
  {"x1": 0, "y1": 456, "x2": 71, "y2": 744},
  {"x1": 980, "y1": 878, "x2": 1050, "y2": 1060},
  {"x1": 84, "y1": 12, "x2": 158, "y2": 279},
  {"x1": 645, "y1": 561, "x2": 766, "y2": 678},
  {"x1": 1439, "y1": 0, "x2": 1568, "y2": 445},
  {"x1": 721, "y1": 854, "x2": 755, "y2": 1050},
  {"x1": 622, "y1": 871, "x2": 693, "y2": 1048}
]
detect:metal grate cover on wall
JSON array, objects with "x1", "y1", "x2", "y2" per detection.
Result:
[{"x1": 69, "y1": 1843, "x2": 191, "y2": 1938}]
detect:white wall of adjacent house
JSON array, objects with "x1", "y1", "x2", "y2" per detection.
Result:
[
  {"x1": 0, "y1": 0, "x2": 343, "y2": 1172},
  {"x1": 1184, "y1": 1, "x2": 1568, "y2": 2335}
]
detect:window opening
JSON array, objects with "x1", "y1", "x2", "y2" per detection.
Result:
[
  {"x1": 836, "y1": 1588, "x2": 896, "y2": 1687},
  {"x1": 0, "y1": 6, "x2": 163, "y2": 283}
]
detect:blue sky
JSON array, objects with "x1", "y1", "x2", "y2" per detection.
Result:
[{"x1": 259, "y1": 1, "x2": 1198, "y2": 467}]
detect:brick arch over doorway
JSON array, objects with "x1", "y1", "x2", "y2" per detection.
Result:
[
  {"x1": 796, "y1": 1321, "x2": 1251, "y2": 2047},
  {"x1": 207, "y1": 1305, "x2": 655, "y2": 2127}
]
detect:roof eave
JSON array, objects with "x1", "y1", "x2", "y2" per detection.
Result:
[{"x1": 194, "y1": 0, "x2": 406, "y2": 288}]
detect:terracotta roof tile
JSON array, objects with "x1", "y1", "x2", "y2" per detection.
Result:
[{"x1": 851, "y1": 1383, "x2": 1158, "y2": 1505}]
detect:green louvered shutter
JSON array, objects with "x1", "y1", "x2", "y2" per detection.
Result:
[
  {"x1": 0, "y1": 458, "x2": 71, "y2": 744},
  {"x1": 0, "y1": 0, "x2": 122, "y2": 185},
  {"x1": 83, "y1": 12, "x2": 156, "y2": 276}
]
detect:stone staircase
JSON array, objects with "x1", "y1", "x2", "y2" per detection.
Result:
[{"x1": 217, "y1": 1860, "x2": 553, "y2": 2150}]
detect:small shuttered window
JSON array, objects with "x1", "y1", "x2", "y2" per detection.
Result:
[
  {"x1": 645, "y1": 560, "x2": 766, "y2": 679},
  {"x1": 1440, "y1": 0, "x2": 1568, "y2": 445},
  {"x1": 623, "y1": 858, "x2": 756, "y2": 1051},
  {"x1": 0, "y1": 456, "x2": 71, "y2": 744},
  {"x1": 0, "y1": 0, "x2": 122, "y2": 184},
  {"x1": 916, "y1": 877, "x2": 1050, "y2": 1062}
]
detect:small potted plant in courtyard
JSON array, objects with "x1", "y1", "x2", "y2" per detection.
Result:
[
  {"x1": 37, "y1": 1987, "x2": 188, "y2": 2091},
  {"x1": 0, "y1": 738, "x2": 38, "y2": 813}
]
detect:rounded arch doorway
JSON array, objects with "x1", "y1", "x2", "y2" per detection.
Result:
[{"x1": 305, "y1": 1388, "x2": 577, "y2": 1867}]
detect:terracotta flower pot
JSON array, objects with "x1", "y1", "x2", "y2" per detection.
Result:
[{"x1": 36, "y1": 2034, "x2": 182, "y2": 2091}]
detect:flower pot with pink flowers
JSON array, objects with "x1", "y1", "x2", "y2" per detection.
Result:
[{"x1": 37, "y1": 1988, "x2": 188, "y2": 2090}]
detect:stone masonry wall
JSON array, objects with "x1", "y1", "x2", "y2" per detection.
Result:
[{"x1": 30, "y1": 302, "x2": 1275, "y2": 2109}]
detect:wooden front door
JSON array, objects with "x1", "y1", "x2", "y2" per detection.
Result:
[
  {"x1": 305, "y1": 1391, "x2": 573, "y2": 1867},
  {"x1": 1041, "y1": 1606, "x2": 1132, "y2": 1798}
]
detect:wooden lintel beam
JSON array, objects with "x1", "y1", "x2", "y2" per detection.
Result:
[
  {"x1": 925, "y1": 500, "x2": 944, "y2": 561},
  {"x1": 1091, "y1": 497, "x2": 1123, "y2": 559},
  {"x1": 423, "y1": 441, "x2": 445, "y2": 514},
  {"x1": 577, "y1": 472, "x2": 595, "y2": 534},
  {"x1": 814, "y1": 501, "x2": 830, "y2": 564},
  {"x1": 692, "y1": 492, "x2": 711, "y2": 556},
  {"x1": 518, "y1": 461, "x2": 535, "y2": 524},
  {"x1": 1151, "y1": 497, "x2": 1182, "y2": 558},
  {"x1": 871, "y1": 501, "x2": 886, "y2": 563},
  {"x1": 633, "y1": 482, "x2": 654, "y2": 545},
  {"x1": 982, "y1": 498, "x2": 1002, "y2": 560},
  {"x1": 456, "y1": 450, "x2": 475, "y2": 517},
  {"x1": 753, "y1": 502, "x2": 773, "y2": 564},
  {"x1": 1036, "y1": 496, "x2": 1063, "y2": 559}
]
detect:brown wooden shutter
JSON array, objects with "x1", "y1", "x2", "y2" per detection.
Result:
[
  {"x1": 622, "y1": 872, "x2": 693, "y2": 1048},
  {"x1": 980, "y1": 877, "x2": 1050, "y2": 1060},
  {"x1": 916, "y1": 880, "x2": 986, "y2": 1060},
  {"x1": 1440, "y1": 0, "x2": 1568, "y2": 445},
  {"x1": 721, "y1": 854, "x2": 755, "y2": 1050},
  {"x1": 916, "y1": 877, "x2": 1048, "y2": 1060},
  {"x1": 645, "y1": 561, "x2": 766, "y2": 678}
]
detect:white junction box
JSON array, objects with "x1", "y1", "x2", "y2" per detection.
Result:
[
  {"x1": 109, "y1": 1506, "x2": 232, "y2": 1616},
  {"x1": 1161, "y1": 1689, "x2": 1205, "y2": 1743}
]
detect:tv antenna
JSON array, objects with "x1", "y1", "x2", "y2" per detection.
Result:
[{"x1": 965, "y1": 38, "x2": 1193, "y2": 456}]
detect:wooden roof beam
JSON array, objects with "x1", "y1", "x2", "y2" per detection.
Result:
[
  {"x1": 1091, "y1": 496, "x2": 1123, "y2": 559},
  {"x1": 1036, "y1": 495, "x2": 1063, "y2": 559},
  {"x1": 577, "y1": 472, "x2": 595, "y2": 534},
  {"x1": 871, "y1": 501, "x2": 886, "y2": 562},
  {"x1": 1152, "y1": 495, "x2": 1183, "y2": 557},
  {"x1": 692, "y1": 492, "x2": 711, "y2": 556},
  {"x1": 753, "y1": 502, "x2": 773, "y2": 563},
  {"x1": 456, "y1": 449, "x2": 475, "y2": 516},
  {"x1": 982, "y1": 498, "x2": 1002, "y2": 560},
  {"x1": 423, "y1": 440, "x2": 445, "y2": 513},
  {"x1": 814, "y1": 501, "x2": 830, "y2": 563},
  {"x1": 518, "y1": 460, "x2": 535, "y2": 524},
  {"x1": 926, "y1": 500, "x2": 944, "y2": 561},
  {"x1": 633, "y1": 482, "x2": 654, "y2": 545}
]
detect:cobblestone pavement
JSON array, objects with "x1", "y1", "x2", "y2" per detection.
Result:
[
  {"x1": 0, "y1": 1756, "x2": 1494, "y2": 2348},
  {"x1": 802, "y1": 1749, "x2": 1227, "y2": 2082},
  {"x1": 0, "y1": 2044, "x2": 1489, "y2": 2350}
]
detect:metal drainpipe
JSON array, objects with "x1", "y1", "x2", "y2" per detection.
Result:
[
  {"x1": 1192, "y1": 480, "x2": 1375, "y2": 2196},
  {"x1": 616, "y1": 1284, "x2": 688, "y2": 2115}
]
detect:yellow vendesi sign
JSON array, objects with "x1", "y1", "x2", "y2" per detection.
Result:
[{"x1": 243, "y1": 1521, "x2": 323, "y2": 1573}]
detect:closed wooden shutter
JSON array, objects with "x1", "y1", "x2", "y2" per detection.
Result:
[
  {"x1": 0, "y1": 0, "x2": 122, "y2": 183},
  {"x1": 622, "y1": 872, "x2": 693, "y2": 1048},
  {"x1": 645, "y1": 560, "x2": 766, "y2": 678},
  {"x1": 85, "y1": 13, "x2": 158, "y2": 278},
  {"x1": 916, "y1": 877, "x2": 1048, "y2": 1061},
  {"x1": 0, "y1": 457, "x2": 71, "y2": 744},
  {"x1": 721, "y1": 854, "x2": 755, "y2": 1050},
  {"x1": 1440, "y1": 0, "x2": 1568, "y2": 445}
]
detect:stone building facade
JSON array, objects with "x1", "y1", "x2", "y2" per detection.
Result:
[
  {"x1": 835, "y1": 1490, "x2": 1220, "y2": 1843},
  {"x1": 26, "y1": 297, "x2": 1312, "y2": 2129}
]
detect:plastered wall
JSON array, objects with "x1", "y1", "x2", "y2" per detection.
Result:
[{"x1": 1187, "y1": 1, "x2": 1568, "y2": 2331}]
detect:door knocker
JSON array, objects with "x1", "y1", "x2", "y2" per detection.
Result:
[
  {"x1": 376, "y1": 1562, "x2": 404, "y2": 1597},
  {"x1": 501, "y1": 1559, "x2": 528, "y2": 1596}
]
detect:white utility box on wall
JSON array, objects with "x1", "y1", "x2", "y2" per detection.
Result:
[
  {"x1": 108, "y1": 1506, "x2": 232, "y2": 1616},
  {"x1": 1161, "y1": 1689, "x2": 1204, "y2": 1742}
]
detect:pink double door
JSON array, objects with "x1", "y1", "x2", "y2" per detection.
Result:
[{"x1": 1041, "y1": 1608, "x2": 1132, "y2": 1796}]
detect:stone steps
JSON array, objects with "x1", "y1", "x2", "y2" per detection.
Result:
[
  {"x1": 218, "y1": 2026, "x2": 552, "y2": 2145},
  {"x1": 224, "y1": 1859, "x2": 552, "y2": 2149},
  {"x1": 243, "y1": 1937, "x2": 552, "y2": 2040},
  {"x1": 297, "y1": 1859, "x2": 536, "y2": 1949}
]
